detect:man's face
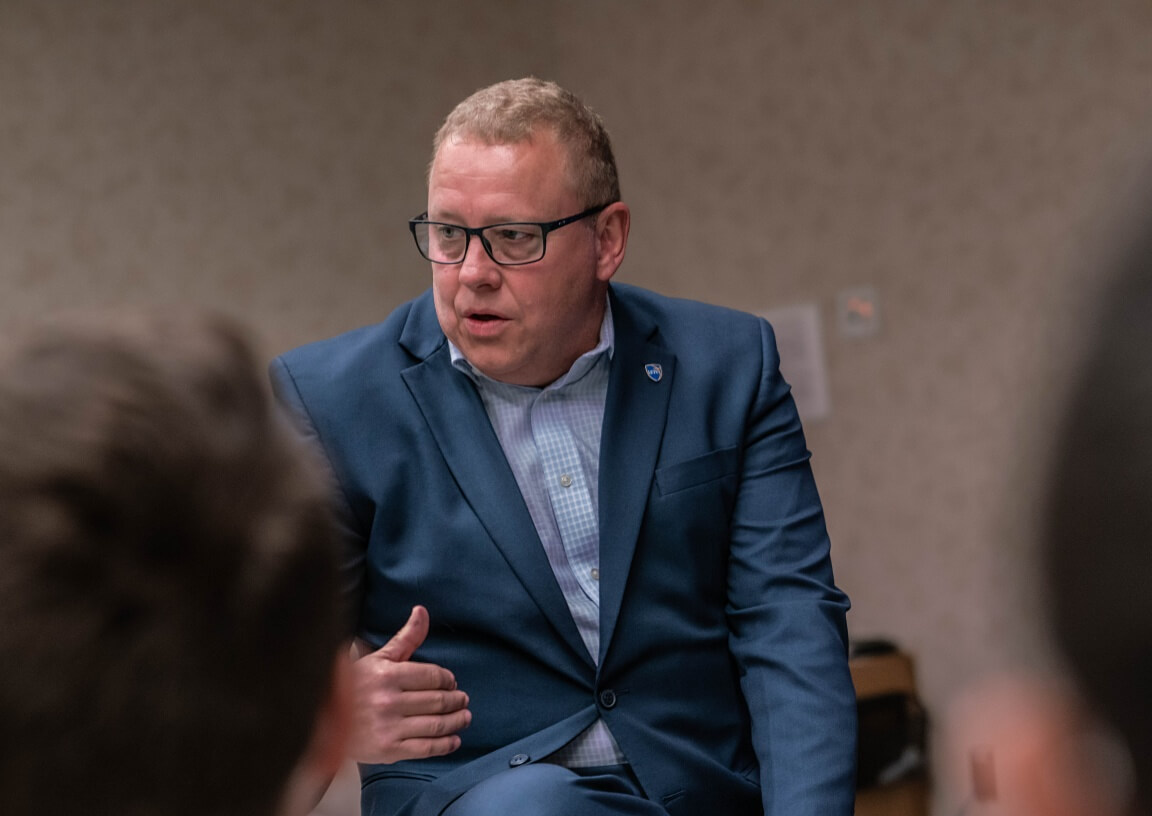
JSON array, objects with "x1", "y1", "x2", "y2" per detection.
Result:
[{"x1": 427, "y1": 131, "x2": 616, "y2": 387}]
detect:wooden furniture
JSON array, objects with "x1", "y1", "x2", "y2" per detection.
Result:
[{"x1": 851, "y1": 648, "x2": 930, "y2": 816}]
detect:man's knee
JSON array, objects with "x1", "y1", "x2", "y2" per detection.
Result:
[
  {"x1": 445, "y1": 764, "x2": 579, "y2": 816},
  {"x1": 443, "y1": 763, "x2": 661, "y2": 816}
]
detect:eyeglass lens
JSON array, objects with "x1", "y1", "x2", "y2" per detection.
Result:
[{"x1": 415, "y1": 222, "x2": 545, "y2": 265}]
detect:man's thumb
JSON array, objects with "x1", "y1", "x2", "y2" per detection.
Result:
[{"x1": 375, "y1": 605, "x2": 430, "y2": 663}]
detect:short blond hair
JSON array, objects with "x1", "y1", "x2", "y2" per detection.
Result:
[{"x1": 431, "y1": 77, "x2": 621, "y2": 208}]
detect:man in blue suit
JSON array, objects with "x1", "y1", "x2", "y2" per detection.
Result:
[{"x1": 271, "y1": 77, "x2": 856, "y2": 816}]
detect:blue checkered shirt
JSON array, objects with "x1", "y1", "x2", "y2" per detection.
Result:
[{"x1": 448, "y1": 302, "x2": 627, "y2": 767}]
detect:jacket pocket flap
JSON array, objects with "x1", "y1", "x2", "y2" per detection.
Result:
[{"x1": 655, "y1": 445, "x2": 740, "y2": 495}]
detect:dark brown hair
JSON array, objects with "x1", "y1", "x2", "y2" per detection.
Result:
[
  {"x1": 0, "y1": 310, "x2": 344, "y2": 816},
  {"x1": 1043, "y1": 223, "x2": 1152, "y2": 812}
]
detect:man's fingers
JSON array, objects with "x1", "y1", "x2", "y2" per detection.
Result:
[
  {"x1": 396, "y1": 662, "x2": 459, "y2": 693},
  {"x1": 393, "y1": 708, "x2": 473, "y2": 741},
  {"x1": 388, "y1": 689, "x2": 470, "y2": 717},
  {"x1": 375, "y1": 605, "x2": 430, "y2": 663},
  {"x1": 378, "y1": 709, "x2": 472, "y2": 763},
  {"x1": 396, "y1": 734, "x2": 464, "y2": 761},
  {"x1": 356, "y1": 654, "x2": 459, "y2": 693},
  {"x1": 351, "y1": 691, "x2": 472, "y2": 764},
  {"x1": 348, "y1": 604, "x2": 473, "y2": 765}
]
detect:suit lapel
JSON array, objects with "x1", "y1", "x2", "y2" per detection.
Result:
[
  {"x1": 399, "y1": 300, "x2": 593, "y2": 667},
  {"x1": 597, "y1": 290, "x2": 675, "y2": 664}
]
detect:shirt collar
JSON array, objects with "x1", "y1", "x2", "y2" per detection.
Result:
[{"x1": 449, "y1": 295, "x2": 615, "y2": 390}]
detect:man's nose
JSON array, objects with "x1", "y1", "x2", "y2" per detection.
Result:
[{"x1": 457, "y1": 235, "x2": 501, "y2": 288}]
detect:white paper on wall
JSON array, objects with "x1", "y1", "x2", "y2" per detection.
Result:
[{"x1": 761, "y1": 302, "x2": 832, "y2": 421}]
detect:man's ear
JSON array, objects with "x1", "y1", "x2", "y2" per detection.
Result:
[
  {"x1": 946, "y1": 675, "x2": 1133, "y2": 816},
  {"x1": 594, "y1": 202, "x2": 630, "y2": 283},
  {"x1": 280, "y1": 649, "x2": 356, "y2": 816}
]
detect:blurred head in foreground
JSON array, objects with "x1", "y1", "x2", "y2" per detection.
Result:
[
  {"x1": 0, "y1": 310, "x2": 350, "y2": 816},
  {"x1": 951, "y1": 212, "x2": 1152, "y2": 816},
  {"x1": 1041, "y1": 216, "x2": 1152, "y2": 815}
]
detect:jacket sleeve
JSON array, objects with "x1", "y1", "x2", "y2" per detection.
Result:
[
  {"x1": 268, "y1": 355, "x2": 368, "y2": 627},
  {"x1": 726, "y1": 318, "x2": 857, "y2": 816}
]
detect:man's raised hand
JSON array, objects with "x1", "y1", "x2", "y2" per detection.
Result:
[{"x1": 349, "y1": 605, "x2": 471, "y2": 764}]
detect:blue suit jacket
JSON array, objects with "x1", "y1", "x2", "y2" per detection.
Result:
[{"x1": 270, "y1": 284, "x2": 857, "y2": 816}]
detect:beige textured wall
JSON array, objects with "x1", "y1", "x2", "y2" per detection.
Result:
[
  {"x1": 0, "y1": 0, "x2": 552, "y2": 352},
  {"x1": 5, "y1": 2, "x2": 1152, "y2": 814}
]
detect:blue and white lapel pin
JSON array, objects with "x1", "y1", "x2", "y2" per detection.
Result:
[{"x1": 644, "y1": 363, "x2": 663, "y2": 383}]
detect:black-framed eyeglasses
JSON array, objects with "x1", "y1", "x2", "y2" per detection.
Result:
[{"x1": 408, "y1": 203, "x2": 610, "y2": 266}]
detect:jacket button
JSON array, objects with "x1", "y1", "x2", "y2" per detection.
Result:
[
  {"x1": 509, "y1": 753, "x2": 530, "y2": 767},
  {"x1": 599, "y1": 689, "x2": 618, "y2": 709}
]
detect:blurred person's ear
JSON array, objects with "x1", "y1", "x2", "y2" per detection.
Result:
[
  {"x1": 280, "y1": 649, "x2": 356, "y2": 816},
  {"x1": 946, "y1": 674, "x2": 1133, "y2": 816}
]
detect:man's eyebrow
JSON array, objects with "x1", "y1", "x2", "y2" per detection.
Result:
[{"x1": 428, "y1": 211, "x2": 526, "y2": 226}]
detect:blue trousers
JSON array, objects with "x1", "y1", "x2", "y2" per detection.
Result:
[{"x1": 440, "y1": 763, "x2": 667, "y2": 816}]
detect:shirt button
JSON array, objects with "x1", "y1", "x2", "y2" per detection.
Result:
[
  {"x1": 559, "y1": 474, "x2": 573, "y2": 488},
  {"x1": 590, "y1": 568, "x2": 600, "y2": 580},
  {"x1": 509, "y1": 753, "x2": 530, "y2": 767},
  {"x1": 599, "y1": 689, "x2": 618, "y2": 709}
]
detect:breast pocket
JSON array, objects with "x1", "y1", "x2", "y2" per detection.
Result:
[{"x1": 654, "y1": 445, "x2": 741, "y2": 496}]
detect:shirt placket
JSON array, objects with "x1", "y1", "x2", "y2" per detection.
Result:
[{"x1": 532, "y1": 392, "x2": 601, "y2": 660}]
